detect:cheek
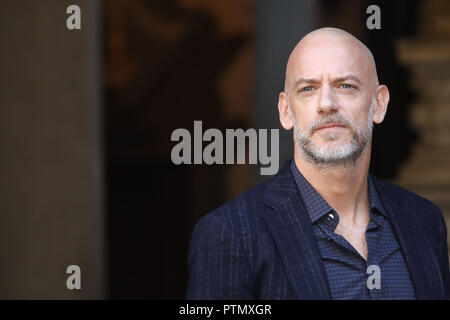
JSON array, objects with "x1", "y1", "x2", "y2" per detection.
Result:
[
  {"x1": 345, "y1": 99, "x2": 373, "y2": 122},
  {"x1": 359, "y1": 102, "x2": 374, "y2": 122},
  {"x1": 296, "y1": 119, "x2": 317, "y2": 136},
  {"x1": 291, "y1": 105, "x2": 314, "y2": 127}
]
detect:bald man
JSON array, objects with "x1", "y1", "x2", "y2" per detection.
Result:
[{"x1": 186, "y1": 28, "x2": 450, "y2": 300}]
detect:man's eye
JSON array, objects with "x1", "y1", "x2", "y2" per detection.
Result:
[
  {"x1": 340, "y1": 84, "x2": 353, "y2": 89},
  {"x1": 301, "y1": 86, "x2": 313, "y2": 92}
]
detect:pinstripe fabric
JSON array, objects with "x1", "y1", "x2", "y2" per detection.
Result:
[
  {"x1": 290, "y1": 161, "x2": 416, "y2": 299},
  {"x1": 186, "y1": 160, "x2": 450, "y2": 300}
]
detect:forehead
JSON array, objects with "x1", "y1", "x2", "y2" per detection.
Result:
[{"x1": 287, "y1": 37, "x2": 373, "y2": 86}]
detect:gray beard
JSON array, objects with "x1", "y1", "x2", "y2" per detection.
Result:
[{"x1": 292, "y1": 104, "x2": 374, "y2": 167}]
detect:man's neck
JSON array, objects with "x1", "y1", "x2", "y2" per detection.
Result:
[{"x1": 293, "y1": 146, "x2": 371, "y2": 225}]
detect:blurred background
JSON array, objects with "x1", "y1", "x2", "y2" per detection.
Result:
[{"x1": 0, "y1": 0, "x2": 449, "y2": 299}]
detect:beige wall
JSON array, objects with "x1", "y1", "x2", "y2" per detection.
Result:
[{"x1": 0, "y1": 0, "x2": 104, "y2": 298}]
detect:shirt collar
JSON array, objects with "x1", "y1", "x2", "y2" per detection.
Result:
[
  {"x1": 367, "y1": 172, "x2": 387, "y2": 218},
  {"x1": 290, "y1": 160, "x2": 387, "y2": 224}
]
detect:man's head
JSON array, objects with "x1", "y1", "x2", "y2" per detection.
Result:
[{"x1": 278, "y1": 27, "x2": 389, "y2": 167}]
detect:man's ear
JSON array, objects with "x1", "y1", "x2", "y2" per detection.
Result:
[
  {"x1": 372, "y1": 85, "x2": 389, "y2": 124},
  {"x1": 278, "y1": 92, "x2": 294, "y2": 130}
]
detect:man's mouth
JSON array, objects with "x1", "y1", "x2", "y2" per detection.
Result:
[{"x1": 316, "y1": 123, "x2": 347, "y2": 131}]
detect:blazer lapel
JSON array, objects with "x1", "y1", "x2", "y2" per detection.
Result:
[
  {"x1": 261, "y1": 163, "x2": 331, "y2": 299},
  {"x1": 259, "y1": 166, "x2": 445, "y2": 299},
  {"x1": 372, "y1": 176, "x2": 445, "y2": 299}
]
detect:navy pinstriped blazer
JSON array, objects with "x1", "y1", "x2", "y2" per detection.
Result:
[{"x1": 186, "y1": 162, "x2": 450, "y2": 299}]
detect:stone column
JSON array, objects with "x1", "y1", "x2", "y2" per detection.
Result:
[
  {"x1": 0, "y1": 0, "x2": 104, "y2": 298},
  {"x1": 395, "y1": 0, "x2": 450, "y2": 252}
]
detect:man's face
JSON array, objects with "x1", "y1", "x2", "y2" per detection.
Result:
[
  {"x1": 291, "y1": 98, "x2": 374, "y2": 166},
  {"x1": 286, "y1": 35, "x2": 377, "y2": 166}
]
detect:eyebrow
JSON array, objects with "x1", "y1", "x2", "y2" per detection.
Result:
[{"x1": 293, "y1": 75, "x2": 362, "y2": 88}]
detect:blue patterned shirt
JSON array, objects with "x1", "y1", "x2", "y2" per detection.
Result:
[{"x1": 290, "y1": 160, "x2": 416, "y2": 299}]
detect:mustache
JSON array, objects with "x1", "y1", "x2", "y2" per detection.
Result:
[{"x1": 309, "y1": 114, "x2": 353, "y2": 133}]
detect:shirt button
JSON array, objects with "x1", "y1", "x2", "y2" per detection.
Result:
[{"x1": 328, "y1": 213, "x2": 335, "y2": 220}]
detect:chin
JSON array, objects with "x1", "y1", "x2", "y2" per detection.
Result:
[
  {"x1": 317, "y1": 137, "x2": 350, "y2": 147},
  {"x1": 316, "y1": 141, "x2": 354, "y2": 153}
]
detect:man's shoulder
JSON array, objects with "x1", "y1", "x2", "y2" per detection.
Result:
[
  {"x1": 194, "y1": 168, "x2": 290, "y2": 233},
  {"x1": 372, "y1": 175, "x2": 441, "y2": 210},
  {"x1": 204, "y1": 176, "x2": 273, "y2": 220}
]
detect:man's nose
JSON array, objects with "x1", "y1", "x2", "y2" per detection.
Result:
[{"x1": 317, "y1": 85, "x2": 338, "y2": 115}]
